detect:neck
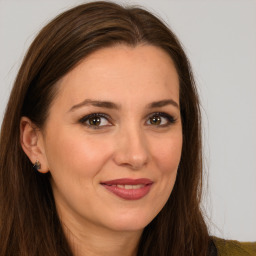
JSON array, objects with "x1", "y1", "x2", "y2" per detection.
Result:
[{"x1": 61, "y1": 215, "x2": 143, "y2": 256}]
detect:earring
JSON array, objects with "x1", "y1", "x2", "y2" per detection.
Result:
[{"x1": 33, "y1": 160, "x2": 41, "y2": 171}]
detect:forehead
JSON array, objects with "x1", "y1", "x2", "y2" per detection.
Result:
[{"x1": 54, "y1": 45, "x2": 179, "y2": 109}]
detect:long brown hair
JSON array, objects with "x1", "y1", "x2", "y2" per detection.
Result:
[{"x1": 0, "y1": 1, "x2": 210, "y2": 255}]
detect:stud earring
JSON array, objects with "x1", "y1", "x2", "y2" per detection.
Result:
[{"x1": 33, "y1": 160, "x2": 41, "y2": 171}]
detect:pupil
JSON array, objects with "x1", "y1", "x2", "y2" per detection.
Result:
[
  {"x1": 89, "y1": 117, "x2": 101, "y2": 126},
  {"x1": 150, "y1": 116, "x2": 161, "y2": 125}
]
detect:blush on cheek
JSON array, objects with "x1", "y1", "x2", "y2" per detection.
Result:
[
  {"x1": 154, "y1": 145, "x2": 182, "y2": 173},
  {"x1": 51, "y1": 133, "x2": 113, "y2": 176}
]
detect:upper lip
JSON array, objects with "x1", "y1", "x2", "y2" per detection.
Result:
[{"x1": 101, "y1": 178, "x2": 153, "y2": 185}]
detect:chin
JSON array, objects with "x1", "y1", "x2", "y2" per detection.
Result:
[{"x1": 103, "y1": 211, "x2": 157, "y2": 232}]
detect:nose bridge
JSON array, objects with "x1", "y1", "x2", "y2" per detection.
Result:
[{"x1": 113, "y1": 121, "x2": 149, "y2": 169}]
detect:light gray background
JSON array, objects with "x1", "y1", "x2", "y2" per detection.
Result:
[{"x1": 0, "y1": 0, "x2": 255, "y2": 242}]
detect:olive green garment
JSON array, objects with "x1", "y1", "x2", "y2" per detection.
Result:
[{"x1": 213, "y1": 237, "x2": 256, "y2": 256}]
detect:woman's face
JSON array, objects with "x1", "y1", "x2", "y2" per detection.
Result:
[{"x1": 40, "y1": 45, "x2": 182, "y2": 232}]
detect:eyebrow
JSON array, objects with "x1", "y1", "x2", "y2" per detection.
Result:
[
  {"x1": 69, "y1": 99, "x2": 120, "y2": 112},
  {"x1": 146, "y1": 99, "x2": 179, "y2": 109},
  {"x1": 69, "y1": 98, "x2": 179, "y2": 112}
]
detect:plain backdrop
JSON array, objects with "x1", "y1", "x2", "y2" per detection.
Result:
[{"x1": 0, "y1": 0, "x2": 255, "y2": 242}]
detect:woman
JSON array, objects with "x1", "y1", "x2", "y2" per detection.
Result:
[{"x1": 0, "y1": 1, "x2": 255, "y2": 256}]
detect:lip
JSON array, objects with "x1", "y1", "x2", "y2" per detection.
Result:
[{"x1": 100, "y1": 178, "x2": 153, "y2": 200}]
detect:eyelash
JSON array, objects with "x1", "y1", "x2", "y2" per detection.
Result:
[
  {"x1": 79, "y1": 112, "x2": 177, "y2": 129},
  {"x1": 146, "y1": 112, "x2": 177, "y2": 127},
  {"x1": 79, "y1": 113, "x2": 112, "y2": 129}
]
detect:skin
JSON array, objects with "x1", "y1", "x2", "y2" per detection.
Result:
[{"x1": 21, "y1": 45, "x2": 183, "y2": 256}]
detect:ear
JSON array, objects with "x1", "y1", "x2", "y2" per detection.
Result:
[{"x1": 20, "y1": 116, "x2": 49, "y2": 173}]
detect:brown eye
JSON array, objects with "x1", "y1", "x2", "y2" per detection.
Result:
[
  {"x1": 146, "y1": 112, "x2": 176, "y2": 127},
  {"x1": 79, "y1": 113, "x2": 111, "y2": 128},
  {"x1": 149, "y1": 115, "x2": 161, "y2": 125},
  {"x1": 88, "y1": 117, "x2": 101, "y2": 126}
]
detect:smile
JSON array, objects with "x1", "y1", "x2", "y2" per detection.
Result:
[
  {"x1": 101, "y1": 178, "x2": 153, "y2": 200},
  {"x1": 107, "y1": 184, "x2": 146, "y2": 189}
]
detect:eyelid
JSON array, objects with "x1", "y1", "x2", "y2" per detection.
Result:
[
  {"x1": 79, "y1": 113, "x2": 113, "y2": 128},
  {"x1": 78, "y1": 111, "x2": 177, "y2": 129},
  {"x1": 145, "y1": 112, "x2": 177, "y2": 126}
]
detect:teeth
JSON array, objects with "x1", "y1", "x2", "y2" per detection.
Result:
[{"x1": 116, "y1": 184, "x2": 145, "y2": 189}]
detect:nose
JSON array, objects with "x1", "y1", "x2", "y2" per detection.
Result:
[{"x1": 113, "y1": 126, "x2": 149, "y2": 170}]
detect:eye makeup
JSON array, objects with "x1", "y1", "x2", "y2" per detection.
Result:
[{"x1": 78, "y1": 111, "x2": 177, "y2": 130}]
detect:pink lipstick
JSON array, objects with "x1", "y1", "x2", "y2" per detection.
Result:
[{"x1": 101, "y1": 178, "x2": 153, "y2": 200}]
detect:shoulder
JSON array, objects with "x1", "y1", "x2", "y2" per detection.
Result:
[{"x1": 212, "y1": 236, "x2": 256, "y2": 256}]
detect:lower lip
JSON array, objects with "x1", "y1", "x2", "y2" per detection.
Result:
[{"x1": 101, "y1": 184, "x2": 153, "y2": 200}]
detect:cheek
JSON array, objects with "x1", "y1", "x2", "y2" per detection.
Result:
[
  {"x1": 44, "y1": 127, "x2": 113, "y2": 179},
  {"x1": 145, "y1": 133, "x2": 182, "y2": 216},
  {"x1": 151, "y1": 133, "x2": 182, "y2": 175}
]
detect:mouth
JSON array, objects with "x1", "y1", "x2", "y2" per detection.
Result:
[
  {"x1": 105, "y1": 184, "x2": 146, "y2": 189},
  {"x1": 100, "y1": 178, "x2": 153, "y2": 200}
]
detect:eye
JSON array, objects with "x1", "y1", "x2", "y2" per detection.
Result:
[
  {"x1": 146, "y1": 112, "x2": 176, "y2": 127},
  {"x1": 79, "y1": 113, "x2": 112, "y2": 128}
]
